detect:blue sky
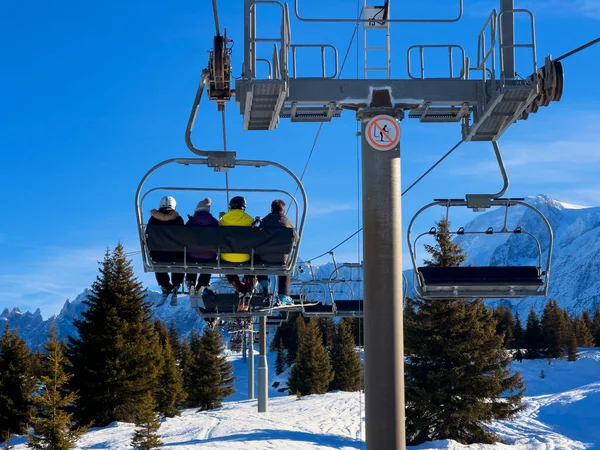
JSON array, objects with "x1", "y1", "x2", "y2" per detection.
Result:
[{"x1": 1, "y1": 0, "x2": 599, "y2": 317}]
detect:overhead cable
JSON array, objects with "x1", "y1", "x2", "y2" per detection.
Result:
[
  {"x1": 304, "y1": 139, "x2": 465, "y2": 263},
  {"x1": 554, "y1": 36, "x2": 600, "y2": 62}
]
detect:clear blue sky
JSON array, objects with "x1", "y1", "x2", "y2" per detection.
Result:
[{"x1": 1, "y1": 0, "x2": 598, "y2": 317}]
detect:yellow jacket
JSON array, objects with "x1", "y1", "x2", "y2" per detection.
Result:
[{"x1": 220, "y1": 209, "x2": 254, "y2": 262}]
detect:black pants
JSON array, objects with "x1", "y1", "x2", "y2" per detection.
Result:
[
  {"x1": 257, "y1": 275, "x2": 290, "y2": 296},
  {"x1": 185, "y1": 273, "x2": 212, "y2": 288},
  {"x1": 155, "y1": 272, "x2": 184, "y2": 289},
  {"x1": 226, "y1": 275, "x2": 256, "y2": 294}
]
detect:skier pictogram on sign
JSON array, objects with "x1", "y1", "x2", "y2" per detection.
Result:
[{"x1": 365, "y1": 115, "x2": 401, "y2": 151}]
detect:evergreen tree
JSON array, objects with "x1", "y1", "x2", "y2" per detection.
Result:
[
  {"x1": 27, "y1": 327, "x2": 87, "y2": 450},
  {"x1": 405, "y1": 218, "x2": 524, "y2": 445},
  {"x1": 350, "y1": 317, "x2": 364, "y2": 347},
  {"x1": 68, "y1": 244, "x2": 162, "y2": 427},
  {"x1": 287, "y1": 317, "x2": 333, "y2": 396},
  {"x1": 524, "y1": 307, "x2": 543, "y2": 359},
  {"x1": 493, "y1": 306, "x2": 515, "y2": 349},
  {"x1": 318, "y1": 317, "x2": 336, "y2": 349},
  {"x1": 275, "y1": 339, "x2": 286, "y2": 376},
  {"x1": 422, "y1": 217, "x2": 467, "y2": 268},
  {"x1": 154, "y1": 323, "x2": 186, "y2": 418},
  {"x1": 575, "y1": 315, "x2": 594, "y2": 348},
  {"x1": 184, "y1": 329, "x2": 235, "y2": 411},
  {"x1": 130, "y1": 393, "x2": 163, "y2": 450},
  {"x1": 167, "y1": 321, "x2": 182, "y2": 363},
  {"x1": 179, "y1": 337, "x2": 194, "y2": 397},
  {"x1": 512, "y1": 311, "x2": 525, "y2": 350},
  {"x1": 0, "y1": 324, "x2": 36, "y2": 437},
  {"x1": 581, "y1": 310, "x2": 593, "y2": 335},
  {"x1": 566, "y1": 326, "x2": 579, "y2": 362},
  {"x1": 592, "y1": 308, "x2": 600, "y2": 347},
  {"x1": 540, "y1": 300, "x2": 566, "y2": 358},
  {"x1": 329, "y1": 319, "x2": 362, "y2": 392},
  {"x1": 270, "y1": 312, "x2": 304, "y2": 365}
]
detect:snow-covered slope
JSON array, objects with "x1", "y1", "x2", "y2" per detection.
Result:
[{"x1": 9, "y1": 348, "x2": 600, "y2": 449}]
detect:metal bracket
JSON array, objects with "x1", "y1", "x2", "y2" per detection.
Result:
[
  {"x1": 466, "y1": 194, "x2": 493, "y2": 211},
  {"x1": 207, "y1": 151, "x2": 237, "y2": 169}
]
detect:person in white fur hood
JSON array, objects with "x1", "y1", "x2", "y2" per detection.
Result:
[{"x1": 145, "y1": 195, "x2": 185, "y2": 306}]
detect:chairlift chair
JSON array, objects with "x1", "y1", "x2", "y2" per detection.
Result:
[
  {"x1": 407, "y1": 197, "x2": 553, "y2": 299},
  {"x1": 135, "y1": 154, "x2": 307, "y2": 278}
]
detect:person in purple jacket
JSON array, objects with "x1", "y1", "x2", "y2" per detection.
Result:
[{"x1": 185, "y1": 198, "x2": 219, "y2": 307}]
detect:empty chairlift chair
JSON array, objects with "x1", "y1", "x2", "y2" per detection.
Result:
[{"x1": 407, "y1": 197, "x2": 553, "y2": 299}]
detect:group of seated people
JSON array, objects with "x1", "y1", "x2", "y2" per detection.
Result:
[{"x1": 145, "y1": 195, "x2": 296, "y2": 312}]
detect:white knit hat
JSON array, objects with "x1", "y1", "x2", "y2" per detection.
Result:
[{"x1": 195, "y1": 198, "x2": 212, "y2": 212}]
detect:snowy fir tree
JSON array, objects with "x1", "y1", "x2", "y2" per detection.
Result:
[
  {"x1": 67, "y1": 244, "x2": 162, "y2": 427},
  {"x1": 0, "y1": 324, "x2": 36, "y2": 437},
  {"x1": 493, "y1": 305, "x2": 515, "y2": 348},
  {"x1": 329, "y1": 319, "x2": 362, "y2": 392},
  {"x1": 167, "y1": 321, "x2": 183, "y2": 363},
  {"x1": 405, "y1": 218, "x2": 524, "y2": 445},
  {"x1": 153, "y1": 321, "x2": 186, "y2": 418},
  {"x1": 184, "y1": 329, "x2": 234, "y2": 411},
  {"x1": 566, "y1": 325, "x2": 579, "y2": 362},
  {"x1": 287, "y1": 317, "x2": 333, "y2": 396},
  {"x1": 318, "y1": 317, "x2": 336, "y2": 349},
  {"x1": 575, "y1": 315, "x2": 594, "y2": 348},
  {"x1": 541, "y1": 299, "x2": 567, "y2": 358},
  {"x1": 130, "y1": 392, "x2": 163, "y2": 450},
  {"x1": 27, "y1": 326, "x2": 87, "y2": 450}
]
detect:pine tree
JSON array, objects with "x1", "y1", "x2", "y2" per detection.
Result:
[
  {"x1": 0, "y1": 324, "x2": 36, "y2": 437},
  {"x1": 566, "y1": 326, "x2": 579, "y2": 362},
  {"x1": 329, "y1": 319, "x2": 362, "y2": 392},
  {"x1": 179, "y1": 337, "x2": 194, "y2": 397},
  {"x1": 167, "y1": 321, "x2": 182, "y2": 363},
  {"x1": 422, "y1": 217, "x2": 467, "y2": 268},
  {"x1": 153, "y1": 322, "x2": 186, "y2": 418},
  {"x1": 184, "y1": 329, "x2": 235, "y2": 411},
  {"x1": 27, "y1": 326, "x2": 88, "y2": 450},
  {"x1": 318, "y1": 317, "x2": 336, "y2": 349},
  {"x1": 524, "y1": 307, "x2": 543, "y2": 359},
  {"x1": 512, "y1": 311, "x2": 525, "y2": 350},
  {"x1": 68, "y1": 244, "x2": 162, "y2": 427},
  {"x1": 130, "y1": 393, "x2": 163, "y2": 450},
  {"x1": 493, "y1": 306, "x2": 515, "y2": 348},
  {"x1": 350, "y1": 317, "x2": 364, "y2": 347},
  {"x1": 581, "y1": 310, "x2": 593, "y2": 335},
  {"x1": 575, "y1": 315, "x2": 594, "y2": 348},
  {"x1": 270, "y1": 312, "x2": 304, "y2": 365},
  {"x1": 275, "y1": 339, "x2": 286, "y2": 376},
  {"x1": 592, "y1": 308, "x2": 600, "y2": 347},
  {"x1": 540, "y1": 300, "x2": 566, "y2": 358},
  {"x1": 405, "y1": 218, "x2": 524, "y2": 445},
  {"x1": 287, "y1": 317, "x2": 333, "y2": 396}
]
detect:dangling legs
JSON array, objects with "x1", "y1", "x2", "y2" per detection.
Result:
[
  {"x1": 170, "y1": 272, "x2": 185, "y2": 306},
  {"x1": 155, "y1": 273, "x2": 172, "y2": 307},
  {"x1": 278, "y1": 275, "x2": 293, "y2": 305}
]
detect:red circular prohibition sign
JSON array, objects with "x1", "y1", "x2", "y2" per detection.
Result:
[{"x1": 365, "y1": 115, "x2": 401, "y2": 151}]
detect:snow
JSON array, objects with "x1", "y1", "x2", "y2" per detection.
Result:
[
  {"x1": 10, "y1": 349, "x2": 600, "y2": 449},
  {"x1": 557, "y1": 201, "x2": 591, "y2": 210}
]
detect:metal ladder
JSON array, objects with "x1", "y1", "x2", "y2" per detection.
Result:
[{"x1": 362, "y1": 0, "x2": 391, "y2": 79}]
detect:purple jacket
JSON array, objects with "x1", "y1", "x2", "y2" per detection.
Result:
[{"x1": 185, "y1": 211, "x2": 219, "y2": 260}]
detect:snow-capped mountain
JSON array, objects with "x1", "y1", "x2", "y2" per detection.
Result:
[{"x1": 4, "y1": 194, "x2": 600, "y2": 347}]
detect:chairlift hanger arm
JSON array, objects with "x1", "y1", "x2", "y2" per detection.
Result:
[{"x1": 293, "y1": 0, "x2": 463, "y2": 23}]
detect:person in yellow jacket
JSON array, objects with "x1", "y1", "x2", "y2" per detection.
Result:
[{"x1": 220, "y1": 196, "x2": 256, "y2": 310}]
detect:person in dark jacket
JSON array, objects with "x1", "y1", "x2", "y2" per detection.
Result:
[
  {"x1": 146, "y1": 195, "x2": 185, "y2": 307},
  {"x1": 185, "y1": 198, "x2": 219, "y2": 307},
  {"x1": 256, "y1": 199, "x2": 297, "y2": 305}
]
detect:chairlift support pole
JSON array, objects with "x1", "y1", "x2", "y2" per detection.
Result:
[
  {"x1": 258, "y1": 315, "x2": 268, "y2": 413},
  {"x1": 242, "y1": 331, "x2": 247, "y2": 363},
  {"x1": 248, "y1": 322, "x2": 255, "y2": 399},
  {"x1": 358, "y1": 92, "x2": 405, "y2": 450}
]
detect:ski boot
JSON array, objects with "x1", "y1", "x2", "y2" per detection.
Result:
[
  {"x1": 157, "y1": 284, "x2": 172, "y2": 307},
  {"x1": 186, "y1": 280, "x2": 196, "y2": 297},
  {"x1": 170, "y1": 285, "x2": 180, "y2": 306}
]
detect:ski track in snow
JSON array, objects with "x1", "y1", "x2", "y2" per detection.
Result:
[{"x1": 10, "y1": 350, "x2": 600, "y2": 449}]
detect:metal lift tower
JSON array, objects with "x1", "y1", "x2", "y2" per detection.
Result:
[{"x1": 213, "y1": 0, "x2": 564, "y2": 448}]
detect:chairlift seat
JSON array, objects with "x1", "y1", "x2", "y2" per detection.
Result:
[
  {"x1": 335, "y1": 300, "x2": 364, "y2": 317},
  {"x1": 302, "y1": 302, "x2": 336, "y2": 317},
  {"x1": 146, "y1": 225, "x2": 296, "y2": 275},
  {"x1": 417, "y1": 265, "x2": 544, "y2": 298},
  {"x1": 195, "y1": 293, "x2": 306, "y2": 318}
]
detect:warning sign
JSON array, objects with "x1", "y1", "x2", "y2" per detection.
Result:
[{"x1": 365, "y1": 115, "x2": 401, "y2": 151}]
